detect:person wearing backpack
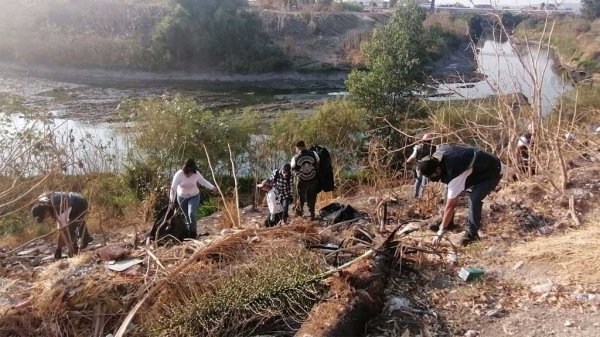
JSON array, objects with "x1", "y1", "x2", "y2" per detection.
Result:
[
  {"x1": 417, "y1": 145, "x2": 504, "y2": 246},
  {"x1": 291, "y1": 140, "x2": 320, "y2": 220}
]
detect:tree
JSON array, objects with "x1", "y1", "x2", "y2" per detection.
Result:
[
  {"x1": 582, "y1": 0, "x2": 600, "y2": 18},
  {"x1": 151, "y1": 0, "x2": 288, "y2": 72},
  {"x1": 540, "y1": 2, "x2": 545, "y2": 10},
  {"x1": 346, "y1": 0, "x2": 427, "y2": 133}
]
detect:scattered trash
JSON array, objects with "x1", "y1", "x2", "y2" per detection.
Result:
[
  {"x1": 396, "y1": 223, "x2": 421, "y2": 236},
  {"x1": 387, "y1": 297, "x2": 412, "y2": 312},
  {"x1": 464, "y1": 330, "x2": 479, "y2": 337},
  {"x1": 319, "y1": 203, "x2": 362, "y2": 224},
  {"x1": 458, "y1": 267, "x2": 484, "y2": 282},
  {"x1": 485, "y1": 308, "x2": 505, "y2": 317},
  {"x1": 531, "y1": 282, "x2": 554, "y2": 294},
  {"x1": 447, "y1": 252, "x2": 458, "y2": 263},
  {"x1": 573, "y1": 293, "x2": 600, "y2": 303},
  {"x1": 512, "y1": 261, "x2": 524, "y2": 271},
  {"x1": 564, "y1": 320, "x2": 575, "y2": 327},
  {"x1": 537, "y1": 226, "x2": 553, "y2": 235},
  {"x1": 97, "y1": 245, "x2": 129, "y2": 261},
  {"x1": 17, "y1": 248, "x2": 40, "y2": 256},
  {"x1": 103, "y1": 259, "x2": 144, "y2": 272}
]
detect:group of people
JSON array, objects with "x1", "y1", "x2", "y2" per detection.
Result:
[
  {"x1": 28, "y1": 140, "x2": 323, "y2": 260},
  {"x1": 257, "y1": 140, "x2": 321, "y2": 227},
  {"x1": 32, "y1": 133, "x2": 534, "y2": 260}
]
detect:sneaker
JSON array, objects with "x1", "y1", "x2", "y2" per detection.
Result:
[{"x1": 459, "y1": 231, "x2": 481, "y2": 246}]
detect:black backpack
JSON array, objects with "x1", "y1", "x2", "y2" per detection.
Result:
[
  {"x1": 310, "y1": 145, "x2": 335, "y2": 192},
  {"x1": 147, "y1": 206, "x2": 189, "y2": 242}
]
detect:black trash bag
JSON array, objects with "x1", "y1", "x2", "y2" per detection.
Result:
[
  {"x1": 310, "y1": 145, "x2": 335, "y2": 193},
  {"x1": 319, "y1": 203, "x2": 362, "y2": 224},
  {"x1": 147, "y1": 206, "x2": 189, "y2": 242}
]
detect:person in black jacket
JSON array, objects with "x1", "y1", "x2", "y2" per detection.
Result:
[
  {"x1": 406, "y1": 133, "x2": 436, "y2": 198},
  {"x1": 418, "y1": 146, "x2": 504, "y2": 246},
  {"x1": 31, "y1": 192, "x2": 93, "y2": 259},
  {"x1": 291, "y1": 140, "x2": 320, "y2": 220}
]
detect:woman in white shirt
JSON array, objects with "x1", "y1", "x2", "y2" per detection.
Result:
[{"x1": 169, "y1": 158, "x2": 216, "y2": 238}]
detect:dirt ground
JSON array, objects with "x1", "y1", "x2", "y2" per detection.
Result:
[{"x1": 1, "y1": 155, "x2": 600, "y2": 336}]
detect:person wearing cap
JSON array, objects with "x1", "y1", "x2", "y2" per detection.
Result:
[
  {"x1": 169, "y1": 158, "x2": 216, "y2": 239},
  {"x1": 515, "y1": 132, "x2": 534, "y2": 175},
  {"x1": 270, "y1": 163, "x2": 293, "y2": 223},
  {"x1": 291, "y1": 140, "x2": 320, "y2": 220},
  {"x1": 257, "y1": 179, "x2": 284, "y2": 227},
  {"x1": 31, "y1": 192, "x2": 92, "y2": 260},
  {"x1": 406, "y1": 133, "x2": 437, "y2": 198},
  {"x1": 417, "y1": 145, "x2": 503, "y2": 246}
]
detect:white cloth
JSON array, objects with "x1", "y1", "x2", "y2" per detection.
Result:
[
  {"x1": 517, "y1": 136, "x2": 531, "y2": 148},
  {"x1": 407, "y1": 146, "x2": 419, "y2": 162},
  {"x1": 266, "y1": 189, "x2": 283, "y2": 215},
  {"x1": 169, "y1": 170, "x2": 215, "y2": 201},
  {"x1": 447, "y1": 168, "x2": 472, "y2": 199},
  {"x1": 56, "y1": 207, "x2": 72, "y2": 227}
]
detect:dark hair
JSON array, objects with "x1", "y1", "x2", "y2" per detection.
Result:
[
  {"x1": 182, "y1": 158, "x2": 198, "y2": 175},
  {"x1": 295, "y1": 140, "x2": 306, "y2": 148},
  {"x1": 282, "y1": 163, "x2": 291, "y2": 172},
  {"x1": 417, "y1": 156, "x2": 440, "y2": 177},
  {"x1": 31, "y1": 204, "x2": 52, "y2": 223}
]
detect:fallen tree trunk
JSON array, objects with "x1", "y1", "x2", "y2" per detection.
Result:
[{"x1": 295, "y1": 252, "x2": 392, "y2": 337}]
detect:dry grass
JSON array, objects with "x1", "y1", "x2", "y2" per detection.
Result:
[
  {"x1": 0, "y1": 222, "x2": 330, "y2": 336},
  {"x1": 506, "y1": 204, "x2": 600, "y2": 287}
]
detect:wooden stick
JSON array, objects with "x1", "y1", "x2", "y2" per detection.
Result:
[
  {"x1": 228, "y1": 144, "x2": 241, "y2": 228},
  {"x1": 569, "y1": 194, "x2": 581, "y2": 226},
  {"x1": 203, "y1": 144, "x2": 235, "y2": 228}
]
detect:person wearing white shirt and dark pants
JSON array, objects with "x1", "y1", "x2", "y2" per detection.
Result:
[
  {"x1": 31, "y1": 192, "x2": 92, "y2": 260},
  {"x1": 257, "y1": 179, "x2": 284, "y2": 227},
  {"x1": 169, "y1": 158, "x2": 216, "y2": 238},
  {"x1": 417, "y1": 145, "x2": 503, "y2": 246}
]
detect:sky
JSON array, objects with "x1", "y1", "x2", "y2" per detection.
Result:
[{"x1": 435, "y1": 0, "x2": 581, "y2": 7}]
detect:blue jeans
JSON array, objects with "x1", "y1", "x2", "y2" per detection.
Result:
[
  {"x1": 414, "y1": 172, "x2": 428, "y2": 198},
  {"x1": 467, "y1": 175, "x2": 501, "y2": 234},
  {"x1": 177, "y1": 194, "x2": 201, "y2": 233}
]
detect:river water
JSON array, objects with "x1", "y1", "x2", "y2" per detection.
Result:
[
  {"x1": 432, "y1": 38, "x2": 570, "y2": 115},
  {"x1": 1, "y1": 37, "x2": 571, "y2": 172}
]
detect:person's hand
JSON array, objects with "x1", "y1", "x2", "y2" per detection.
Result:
[{"x1": 432, "y1": 228, "x2": 445, "y2": 246}]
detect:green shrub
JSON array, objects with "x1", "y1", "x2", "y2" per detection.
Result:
[
  {"x1": 84, "y1": 174, "x2": 138, "y2": 217},
  {"x1": 151, "y1": 0, "x2": 289, "y2": 72}
]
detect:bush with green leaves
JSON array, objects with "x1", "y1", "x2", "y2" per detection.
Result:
[
  {"x1": 151, "y1": 0, "x2": 289, "y2": 72},
  {"x1": 268, "y1": 99, "x2": 368, "y2": 174},
  {"x1": 346, "y1": 0, "x2": 427, "y2": 132},
  {"x1": 122, "y1": 95, "x2": 260, "y2": 195}
]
